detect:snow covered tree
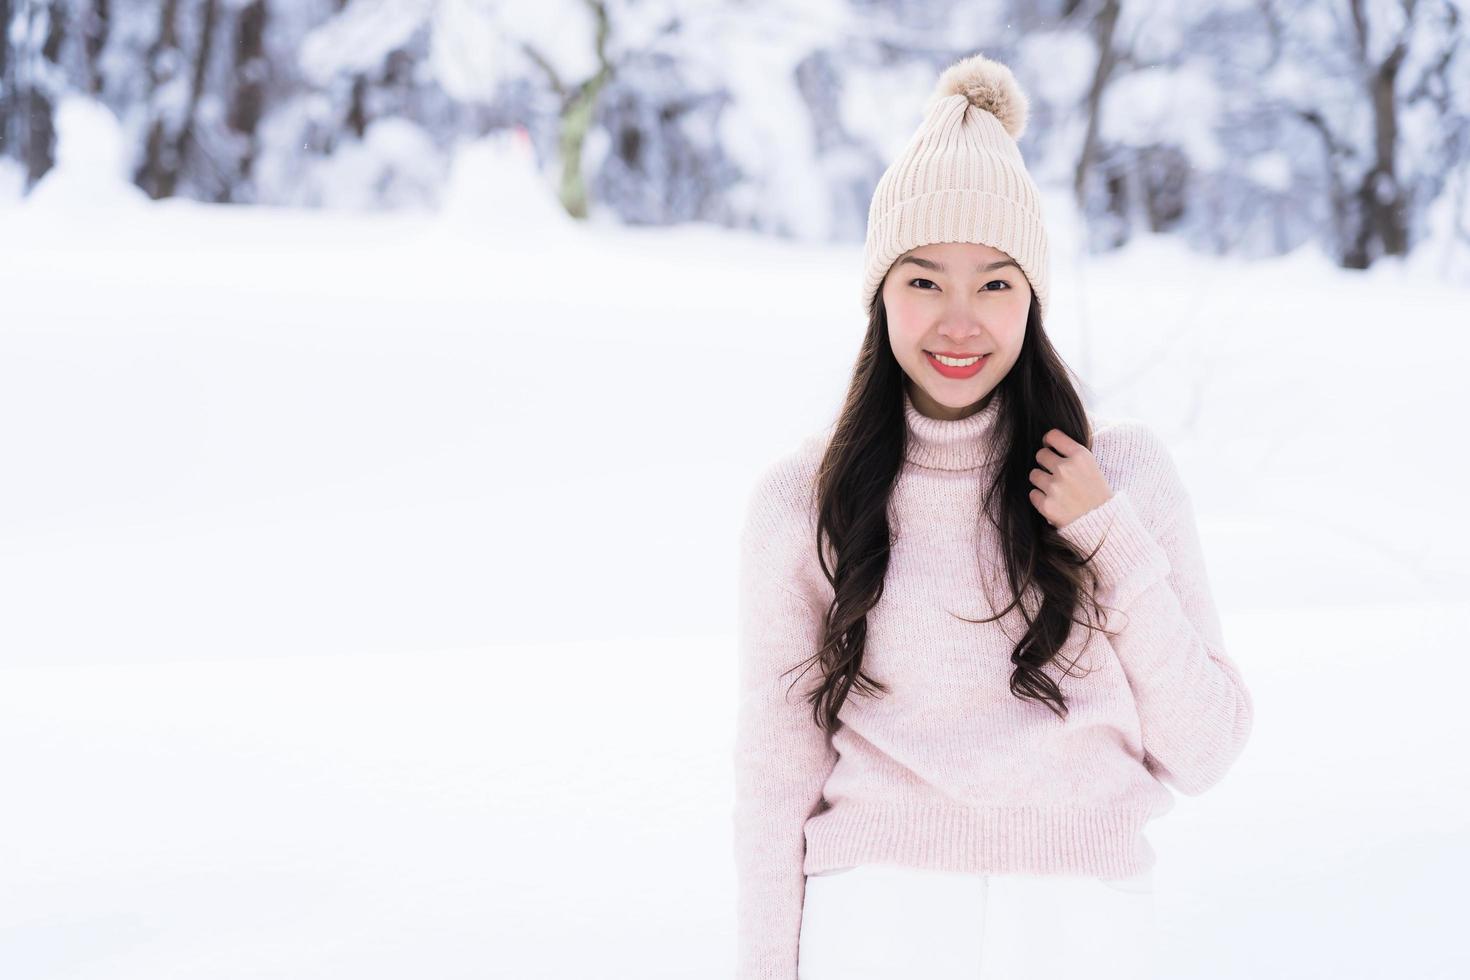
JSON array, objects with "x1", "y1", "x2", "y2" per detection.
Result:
[
  {"x1": 1258, "y1": 0, "x2": 1468, "y2": 267},
  {"x1": 2, "y1": 0, "x2": 70, "y2": 189},
  {"x1": 1, "y1": 0, "x2": 1465, "y2": 283}
]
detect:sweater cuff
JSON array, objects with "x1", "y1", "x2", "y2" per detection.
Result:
[{"x1": 1055, "y1": 490, "x2": 1171, "y2": 610}]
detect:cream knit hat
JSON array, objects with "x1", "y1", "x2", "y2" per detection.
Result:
[{"x1": 860, "y1": 52, "x2": 1050, "y2": 320}]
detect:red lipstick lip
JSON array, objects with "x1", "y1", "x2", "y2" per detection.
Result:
[
  {"x1": 925, "y1": 350, "x2": 989, "y2": 379},
  {"x1": 926, "y1": 350, "x2": 989, "y2": 357}
]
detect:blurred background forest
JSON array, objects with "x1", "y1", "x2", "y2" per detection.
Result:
[{"x1": 4, "y1": 0, "x2": 1468, "y2": 275}]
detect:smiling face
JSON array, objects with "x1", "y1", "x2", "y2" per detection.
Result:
[{"x1": 881, "y1": 241, "x2": 1032, "y2": 421}]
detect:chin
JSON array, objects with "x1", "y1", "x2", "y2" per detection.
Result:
[{"x1": 924, "y1": 383, "x2": 992, "y2": 408}]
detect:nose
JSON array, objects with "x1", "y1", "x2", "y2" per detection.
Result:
[{"x1": 936, "y1": 316, "x2": 985, "y2": 342}]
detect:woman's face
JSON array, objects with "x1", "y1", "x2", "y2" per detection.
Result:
[{"x1": 881, "y1": 241, "x2": 1031, "y2": 421}]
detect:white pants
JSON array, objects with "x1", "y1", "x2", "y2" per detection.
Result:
[{"x1": 798, "y1": 863, "x2": 1157, "y2": 980}]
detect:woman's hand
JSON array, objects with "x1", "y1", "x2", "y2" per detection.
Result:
[{"x1": 1028, "y1": 428, "x2": 1114, "y2": 529}]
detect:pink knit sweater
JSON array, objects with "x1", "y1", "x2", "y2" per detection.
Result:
[{"x1": 732, "y1": 386, "x2": 1253, "y2": 979}]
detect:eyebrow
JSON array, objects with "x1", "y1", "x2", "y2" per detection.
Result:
[{"x1": 898, "y1": 255, "x2": 1021, "y2": 274}]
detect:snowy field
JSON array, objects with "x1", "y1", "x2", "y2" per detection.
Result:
[{"x1": 2, "y1": 117, "x2": 1469, "y2": 978}]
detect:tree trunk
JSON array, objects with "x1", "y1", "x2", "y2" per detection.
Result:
[
  {"x1": 135, "y1": 0, "x2": 181, "y2": 198},
  {"x1": 558, "y1": 65, "x2": 611, "y2": 220},
  {"x1": 553, "y1": 0, "x2": 614, "y2": 219},
  {"x1": 1342, "y1": 0, "x2": 1413, "y2": 268},
  {"x1": 21, "y1": 0, "x2": 67, "y2": 188},
  {"x1": 1, "y1": 0, "x2": 12, "y2": 167},
  {"x1": 1073, "y1": 0, "x2": 1121, "y2": 210},
  {"x1": 82, "y1": 0, "x2": 110, "y2": 96},
  {"x1": 226, "y1": 0, "x2": 267, "y2": 197},
  {"x1": 165, "y1": 0, "x2": 218, "y2": 200},
  {"x1": 1350, "y1": 42, "x2": 1409, "y2": 265}
]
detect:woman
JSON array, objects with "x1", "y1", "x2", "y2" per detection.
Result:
[{"x1": 732, "y1": 52, "x2": 1254, "y2": 980}]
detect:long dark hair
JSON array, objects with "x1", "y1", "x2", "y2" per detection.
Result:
[{"x1": 791, "y1": 287, "x2": 1118, "y2": 733}]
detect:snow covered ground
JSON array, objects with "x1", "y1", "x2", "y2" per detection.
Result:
[{"x1": 2, "y1": 109, "x2": 1468, "y2": 978}]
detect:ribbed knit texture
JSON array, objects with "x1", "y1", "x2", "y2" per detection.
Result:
[
  {"x1": 860, "y1": 90, "x2": 1051, "y2": 318},
  {"x1": 732, "y1": 387, "x2": 1253, "y2": 980}
]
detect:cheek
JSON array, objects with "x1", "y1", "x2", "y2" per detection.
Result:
[
  {"x1": 880, "y1": 286, "x2": 908, "y2": 321},
  {"x1": 882, "y1": 294, "x2": 921, "y2": 343},
  {"x1": 886, "y1": 315, "x2": 927, "y2": 354},
  {"x1": 996, "y1": 309, "x2": 1028, "y2": 350}
]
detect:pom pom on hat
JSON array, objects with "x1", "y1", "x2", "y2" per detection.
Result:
[{"x1": 925, "y1": 52, "x2": 1029, "y2": 141}]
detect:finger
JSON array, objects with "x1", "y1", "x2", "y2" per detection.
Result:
[
  {"x1": 1043, "y1": 428, "x2": 1083, "y2": 454},
  {"x1": 1028, "y1": 488, "x2": 1054, "y2": 523}
]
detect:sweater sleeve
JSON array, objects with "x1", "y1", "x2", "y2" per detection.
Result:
[
  {"x1": 1055, "y1": 441, "x2": 1254, "y2": 797},
  {"x1": 732, "y1": 457, "x2": 839, "y2": 980}
]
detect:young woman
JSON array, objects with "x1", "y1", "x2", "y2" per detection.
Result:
[{"x1": 733, "y1": 53, "x2": 1254, "y2": 980}]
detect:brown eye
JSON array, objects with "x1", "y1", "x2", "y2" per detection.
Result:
[{"x1": 909, "y1": 278, "x2": 938, "y2": 290}]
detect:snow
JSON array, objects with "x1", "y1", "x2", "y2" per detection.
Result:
[
  {"x1": 298, "y1": 0, "x2": 434, "y2": 85},
  {"x1": 1, "y1": 147, "x2": 1468, "y2": 979},
  {"x1": 0, "y1": 154, "x2": 26, "y2": 203},
  {"x1": 16, "y1": 96, "x2": 150, "y2": 213},
  {"x1": 307, "y1": 116, "x2": 447, "y2": 211},
  {"x1": 438, "y1": 126, "x2": 572, "y2": 236},
  {"x1": 1015, "y1": 31, "x2": 1097, "y2": 108},
  {"x1": 633, "y1": 0, "x2": 869, "y2": 240},
  {"x1": 839, "y1": 59, "x2": 937, "y2": 164},
  {"x1": 1100, "y1": 62, "x2": 1224, "y2": 171},
  {"x1": 298, "y1": 0, "x2": 603, "y2": 105},
  {"x1": 1246, "y1": 150, "x2": 1293, "y2": 192}
]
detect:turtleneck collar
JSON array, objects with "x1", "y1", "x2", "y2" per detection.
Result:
[{"x1": 902, "y1": 385, "x2": 1004, "y2": 471}]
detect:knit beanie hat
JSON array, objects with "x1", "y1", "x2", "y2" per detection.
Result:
[{"x1": 860, "y1": 52, "x2": 1050, "y2": 321}]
